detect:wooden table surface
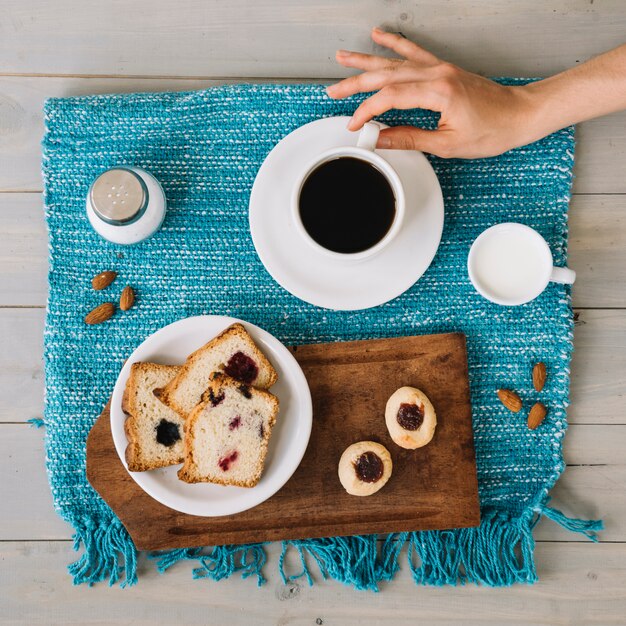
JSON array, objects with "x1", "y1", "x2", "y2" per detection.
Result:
[{"x1": 1, "y1": 2, "x2": 625, "y2": 624}]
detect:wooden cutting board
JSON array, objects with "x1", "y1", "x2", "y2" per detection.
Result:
[{"x1": 86, "y1": 332, "x2": 479, "y2": 550}]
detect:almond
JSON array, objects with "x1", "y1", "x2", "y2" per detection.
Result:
[
  {"x1": 120, "y1": 286, "x2": 135, "y2": 311},
  {"x1": 533, "y1": 362, "x2": 547, "y2": 392},
  {"x1": 527, "y1": 402, "x2": 548, "y2": 430},
  {"x1": 497, "y1": 389, "x2": 523, "y2": 413},
  {"x1": 91, "y1": 271, "x2": 117, "y2": 291},
  {"x1": 85, "y1": 302, "x2": 115, "y2": 325}
]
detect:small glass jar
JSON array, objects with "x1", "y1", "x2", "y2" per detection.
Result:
[{"x1": 86, "y1": 166, "x2": 167, "y2": 245}]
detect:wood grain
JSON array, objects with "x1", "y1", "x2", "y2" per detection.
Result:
[
  {"x1": 0, "y1": 193, "x2": 48, "y2": 306},
  {"x1": 86, "y1": 332, "x2": 479, "y2": 550},
  {"x1": 2, "y1": 540, "x2": 626, "y2": 625},
  {"x1": 2, "y1": 0, "x2": 626, "y2": 79},
  {"x1": 569, "y1": 309, "x2": 626, "y2": 424},
  {"x1": 0, "y1": 308, "x2": 44, "y2": 422},
  {"x1": 574, "y1": 111, "x2": 626, "y2": 194},
  {"x1": 569, "y1": 195, "x2": 626, "y2": 308},
  {"x1": 0, "y1": 424, "x2": 73, "y2": 540}
]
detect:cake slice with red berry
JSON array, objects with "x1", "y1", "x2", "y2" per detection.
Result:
[
  {"x1": 178, "y1": 372, "x2": 279, "y2": 487},
  {"x1": 159, "y1": 323, "x2": 278, "y2": 419}
]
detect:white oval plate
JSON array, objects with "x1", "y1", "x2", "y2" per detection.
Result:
[
  {"x1": 249, "y1": 116, "x2": 444, "y2": 311},
  {"x1": 110, "y1": 315, "x2": 313, "y2": 517}
]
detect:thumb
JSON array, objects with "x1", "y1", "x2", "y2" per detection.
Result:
[{"x1": 377, "y1": 126, "x2": 451, "y2": 157}]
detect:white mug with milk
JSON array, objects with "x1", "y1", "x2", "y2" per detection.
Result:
[{"x1": 468, "y1": 223, "x2": 576, "y2": 306}]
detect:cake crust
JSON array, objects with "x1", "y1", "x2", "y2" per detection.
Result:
[{"x1": 123, "y1": 362, "x2": 185, "y2": 471}]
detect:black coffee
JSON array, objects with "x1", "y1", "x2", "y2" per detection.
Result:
[{"x1": 298, "y1": 157, "x2": 396, "y2": 254}]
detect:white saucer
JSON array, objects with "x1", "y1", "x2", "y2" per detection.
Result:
[
  {"x1": 110, "y1": 316, "x2": 312, "y2": 517},
  {"x1": 249, "y1": 116, "x2": 444, "y2": 310}
]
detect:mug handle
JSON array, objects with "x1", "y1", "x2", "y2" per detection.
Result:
[
  {"x1": 356, "y1": 122, "x2": 381, "y2": 151},
  {"x1": 550, "y1": 266, "x2": 576, "y2": 284}
]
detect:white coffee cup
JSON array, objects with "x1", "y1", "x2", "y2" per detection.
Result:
[
  {"x1": 291, "y1": 122, "x2": 405, "y2": 261},
  {"x1": 468, "y1": 222, "x2": 576, "y2": 306}
]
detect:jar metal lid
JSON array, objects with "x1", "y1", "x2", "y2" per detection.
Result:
[{"x1": 89, "y1": 167, "x2": 149, "y2": 225}]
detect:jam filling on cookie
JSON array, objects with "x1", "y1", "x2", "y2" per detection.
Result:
[
  {"x1": 353, "y1": 451, "x2": 384, "y2": 483},
  {"x1": 155, "y1": 419, "x2": 181, "y2": 447},
  {"x1": 224, "y1": 351, "x2": 258, "y2": 385},
  {"x1": 218, "y1": 450, "x2": 239, "y2": 472},
  {"x1": 396, "y1": 403, "x2": 424, "y2": 431}
]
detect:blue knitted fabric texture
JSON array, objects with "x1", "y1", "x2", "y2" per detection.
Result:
[{"x1": 41, "y1": 82, "x2": 599, "y2": 590}]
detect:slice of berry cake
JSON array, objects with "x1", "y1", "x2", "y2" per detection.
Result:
[
  {"x1": 178, "y1": 373, "x2": 279, "y2": 487},
  {"x1": 123, "y1": 363, "x2": 185, "y2": 471},
  {"x1": 159, "y1": 323, "x2": 278, "y2": 419}
]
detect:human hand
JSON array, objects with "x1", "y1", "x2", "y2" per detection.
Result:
[{"x1": 326, "y1": 28, "x2": 543, "y2": 158}]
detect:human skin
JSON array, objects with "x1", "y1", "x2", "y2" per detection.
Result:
[{"x1": 326, "y1": 28, "x2": 626, "y2": 158}]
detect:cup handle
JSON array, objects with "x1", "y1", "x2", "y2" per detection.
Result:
[
  {"x1": 356, "y1": 122, "x2": 381, "y2": 151},
  {"x1": 550, "y1": 266, "x2": 576, "y2": 285}
]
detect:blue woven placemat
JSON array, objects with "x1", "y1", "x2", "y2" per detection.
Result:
[{"x1": 41, "y1": 82, "x2": 601, "y2": 590}]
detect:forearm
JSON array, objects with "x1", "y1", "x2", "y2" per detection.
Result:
[{"x1": 523, "y1": 44, "x2": 626, "y2": 137}]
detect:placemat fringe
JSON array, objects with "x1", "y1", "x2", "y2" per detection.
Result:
[
  {"x1": 533, "y1": 496, "x2": 603, "y2": 542},
  {"x1": 150, "y1": 543, "x2": 267, "y2": 586},
  {"x1": 68, "y1": 515, "x2": 137, "y2": 587},
  {"x1": 66, "y1": 500, "x2": 602, "y2": 589},
  {"x1": 280, "y1": 534, "x2": 381, "y2": 590},
  {"x1": 280, "y1": 509, "x2": 537, "y2": 590}
]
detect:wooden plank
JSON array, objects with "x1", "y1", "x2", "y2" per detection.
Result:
[
  {"x1": 0, "y1": 308, "x2": 624, "y2": 425},
  {"x1": 0, "y1": 193, "x2": 48, "y2": 306},
  {"x1": 3, "y1": 422, "x2": 624, "y2": 542},
  {"x1": 574, "y1": 112, "x2": 626, "y2": 194},
  {"x1": 537, "y1": 465, "x2": 626, "y2": 543},
  {"x1": 2, "y1": 192, "x2": 625, "y2": 308},
  {"x1": 0, "y1": 308, "x2": 44, "y2": 422},
  {"x1": 569, "y1": 195, "x2": 626, "y2": 308},
  {"x1": 569, "y1": 309, "x2": 626, "y2": 425},
  {"x1": 1, "y1": 76, "x2": 626, "y2": 193},
  {"x1": 562, "y1": 424, "x2": 626, "y2": 466},
  {"x1": 2, "y1": 0, "x2": 626, "y2": 79},
  {"x1": 0, "y1": 424, "x2": 74, "y2": 540},
  {"x1": 1, "y1": 540, "x2": 625, "y2": 624}
]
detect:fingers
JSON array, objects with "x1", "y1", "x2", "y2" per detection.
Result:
[
  {"x1": 377, "y1": 126, "x2": 453, "y2": 157},
  {"x1": 335, "y1": 49, "x2": 401, "y2": 72},
  {"x1": 327, "y1": 66, "x2": 424, "y2": 99},
  {"x1": 347, "y1": 83, "x2": 444, "y2": 131},
  {"x1": 371, "y1": 27, "x2": 439, "y2": 65}
]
